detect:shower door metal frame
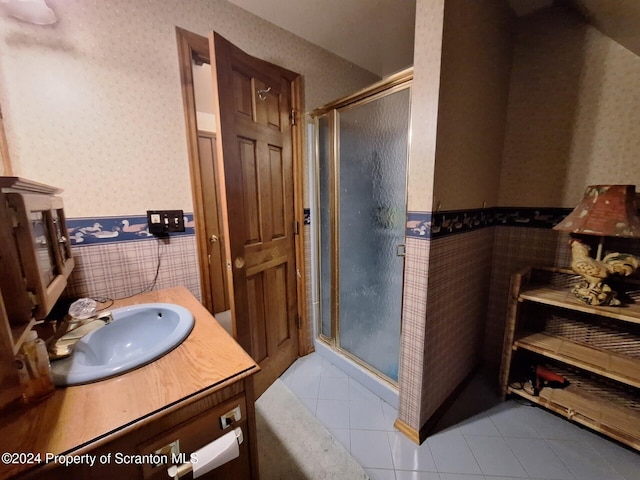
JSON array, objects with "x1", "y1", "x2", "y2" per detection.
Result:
[{"x1": 311, "y1": 68, "x2": 413, "y2": 386}]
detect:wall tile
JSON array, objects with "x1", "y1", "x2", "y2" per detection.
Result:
[
  {"x1": 66, "y1": 234, "x2": 201, "y2": 302},
  {"x1": 398, "y1": 236, "x2": 430, "y2": 430}
]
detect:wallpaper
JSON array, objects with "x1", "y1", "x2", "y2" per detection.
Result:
[
  {"x1": 404, "y1": 0, "x2": 444, "y2": 213},
  {"x1": 499, "y1": 6, "x2": 640, "y2": 208},
  {"x1": 0, "y1": 0, "x2": 377, "y2": 218},
  {"x1": 66, "y1": 234, "x2": 201, "y2": 302},
  {"x1": 432, "y1": 0, "x2": 512, "y2": 211},
  {"x1": 397, "y1": 0, "x2": 514, "y2": 436}
]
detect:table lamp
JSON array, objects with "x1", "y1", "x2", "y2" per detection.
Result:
[{"x1": 553, "y1": 185, "x2": 640, "y2": 306}]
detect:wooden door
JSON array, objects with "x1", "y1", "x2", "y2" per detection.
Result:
[{"x1": 210, "y1": 32, "x2": 300, "y2": 397}]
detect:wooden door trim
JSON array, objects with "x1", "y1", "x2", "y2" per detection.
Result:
[
  {"x1": 175, "y1": 27, "x2": 214, "y2": 312},
  {"x1": 291, "y1": 76, "x2": 311, "y2": 355}
]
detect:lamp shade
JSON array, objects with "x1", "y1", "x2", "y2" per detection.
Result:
[{"x1": 553, "y1": 185, "x2": 640, "y2": 238}]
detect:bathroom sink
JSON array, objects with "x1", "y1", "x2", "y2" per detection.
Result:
[{"x1": 51, "y1": 303, "x2": 194, "y2": 386}]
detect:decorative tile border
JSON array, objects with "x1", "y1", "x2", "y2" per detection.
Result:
[
  {"x1": 67, "y1": 213, "x2": 195, "y2": 246},
  {"x1": 303, "y1": 208, "x2": 311, "y2": 225},
  {"x1": 406, "y1": 207, "x2": 573, "y2": 240}
]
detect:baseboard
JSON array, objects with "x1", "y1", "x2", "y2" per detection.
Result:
[{"x1": 394, "y1": 418, "x2": 421, "y2": 444}]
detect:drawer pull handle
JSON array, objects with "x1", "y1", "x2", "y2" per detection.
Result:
[{"x1": 167, "y1": 427, "x2": 243, "y2": 479}]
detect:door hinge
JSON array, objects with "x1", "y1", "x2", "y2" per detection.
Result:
[
  {"x1": 294, "y1": 220, "x2": 299, "y2": 235},
  {"x1": 296, "y1": 315, "x2": 302, "y2": 330},
  {"x1": 290, "y1": 109, "x2": 297, "y2": 126}
]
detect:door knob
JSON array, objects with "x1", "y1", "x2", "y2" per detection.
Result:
[
  {"x1": 210, "y1": 234, "x2": 219, "y2": 243},
  {"x1": 234, "y1": 257, "x2": 245, "y2": 269}
]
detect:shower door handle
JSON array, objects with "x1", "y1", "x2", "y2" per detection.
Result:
[{"x1": 396, "y1": 244, "x2": 406, "y2": 257}]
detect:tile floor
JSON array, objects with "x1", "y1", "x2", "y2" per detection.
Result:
[{"x1": 280, "y1": 352, "x2": 640, "y2": 480}]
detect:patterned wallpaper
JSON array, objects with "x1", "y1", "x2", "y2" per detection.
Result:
[
  {"x1": 432, "y1": 0, "x2": 512, "y2": 211},
  {"x1": 499, "y1": 6, "x2": 640, "y2": 208},
  {"x1": 66, "y1": 234, "x2": 201, "y2": 302},
  {"x1": 405, "y1": 0, "x2": 444, "y2": 213},
  {"x1": 398, "y1": 0, "x2": 513, "y2": 436},
  {"x1": 0, "y1": 0, "x2": 377, "y2": 218}
]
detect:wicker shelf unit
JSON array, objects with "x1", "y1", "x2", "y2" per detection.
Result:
[{"x1": 499, "y1": 267, "x2": 640, "y2": 451}]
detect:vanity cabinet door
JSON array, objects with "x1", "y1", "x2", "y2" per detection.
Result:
[
  {"x1": 138, "y1": 394, "x2": 250, "y2": 480},
  {"x1": 20, "y1": 388, "x2": 256, "y2": 480}
]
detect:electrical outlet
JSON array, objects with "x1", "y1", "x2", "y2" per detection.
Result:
[
  {"x1": 146, "y1": 210, "x2": 185, "y2": 236},
  {"x1": 219, "y1": 405, "x2": 242, "y2": 429}
]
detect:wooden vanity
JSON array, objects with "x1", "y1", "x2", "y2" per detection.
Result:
[{"x1": 0, "y1": 287, "x2": 260, "y2": 480}]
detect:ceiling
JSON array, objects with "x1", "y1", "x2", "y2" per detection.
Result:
[
  {"x1": 226, "y1": 0, "x2": 640, "y2": 78},
  {"x1": 226, "y1": 0, "x2": 416, "y2": 78}
]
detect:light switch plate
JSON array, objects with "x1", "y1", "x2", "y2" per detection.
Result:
[{"x1": 146, "y1": 210, "x2": 185, "y2": 236}]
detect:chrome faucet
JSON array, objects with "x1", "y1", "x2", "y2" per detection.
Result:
[{"x1": 47, "y1": 311, "x2": 113, "y2": 360}]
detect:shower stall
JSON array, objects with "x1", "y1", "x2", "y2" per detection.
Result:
[{"x1": 310, "y1": 70, "x2": 412, "y2": 404}]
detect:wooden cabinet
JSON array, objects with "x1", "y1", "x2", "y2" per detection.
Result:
[
  {"x1": 0, "y1": 177, "x2": 74, "y2": 410},
  {"x1": 499, "y1": 267, "x2": 640, "y2": 450},
  {"x1": 21, "y1": 383, "x2": 257, "y2": 480},
  {"x1": 0, "y1": 288, "x2": 260, "y2": 480}
]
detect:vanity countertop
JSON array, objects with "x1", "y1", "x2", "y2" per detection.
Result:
[{"x1": 0, "y1": 286, "x2": 259, "y2": 479}]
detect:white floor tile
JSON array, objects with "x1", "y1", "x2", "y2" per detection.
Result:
[
  {"x1": 297, "y1": 395, "x2": 317, "y2": 415},
  {"x1": 457, "y1": 413, "x2": 501, "y2": 436},
  {"x1": 464, "y1": 435, "x2": 528, "y2": 478},
  {"x1": 351, "y1": 429, "x2": 395, "y2": 469},
  {"x1": 507, "y1": 437, "x2": 574, "y2": 479},
  {"x1": 382, "y1": 401, "x2": 399, "y2": 430},
  {"x1": 326, "y1": 426, "x2": 351, "y2": 453},
  {"x1": 395, "y1": 470, "x2": 440, "y2": 480},
  {"x1": 488, "y1": 402, "x2": 542, "y2": 438},
  {"x1": 511, "y1": 403, "x2": 584, "y2": 440},
  {"x1": 482, "y1": 477, "x2": 527, "y2": 480},
  {"x1": 349, "y1": 377, "x2": 383, "y2": 403},
  {"x1": 438, "y1": 474, "x2": 485, "y2": 480},
  {"x1": 350, "y1": 399, "x2": 387, "y2": 430},
  {"x1": 288, "y1": 373, "x2": 320, "y2": 399},
  {"x1": 546, "y1": 439, "x2": 625, "y2": 480},
  {"x1": 580, "y1": 433, "x2": 640, "y2": 480},
  {"x1": 367, "y1": 468, "x2": 398, "y2": 480},
  {"x1": 318, "y1": 376, "x2": 349, "y2": 400},
  {"x1": 315, "y1": 399, "x2": 350, "y2": 429},
  {"x1": 388, "y1": 431, "x2": 437, "y2": 472},
  {"x1": 322, "y1": 361, "x2": 349, "y2": 378},
  {"x1": 293, "y1": 354, "x2": 325, "y2": 377},
  {"x1": 427, "y1": 430, "x2": 482, "y2": 475},
  {"x1": 281, "y1": 355, "x2": 637, "y2": 480}
]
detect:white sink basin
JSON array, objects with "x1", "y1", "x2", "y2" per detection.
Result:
[{"x1": 51, "y1": 303, "x2": 194, "y2": 386}]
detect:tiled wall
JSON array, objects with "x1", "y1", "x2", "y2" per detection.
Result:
[
  {"x1": 420, "y1": 228, "x2": 494, "y2": 425},
  {"x1": 64, "y1": 215, "x2": 200, "y2": 303},
  {"x1": 397, "y1": 225, "x2": 495, "y2": 430},
  {"x1": 398, "y1": 0, "x2": 513, "y2": 437},
  {"x1": 484, "y1": 227, "x2": 571, "y2": 369},
  {"x1": 397, "y1": 236, "x2": 431, "y2": 429},
  {"x1": 67, "y1": 236, "x2": 201, "y2": 301}
]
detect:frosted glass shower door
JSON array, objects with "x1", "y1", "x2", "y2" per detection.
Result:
[{"x1": 338, "y1": 88, "x2": 410, "y2": 382}]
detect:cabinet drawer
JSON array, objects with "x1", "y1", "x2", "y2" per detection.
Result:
[{"x1": 138, "y1": 394, "x2": 249, "y2": 480}]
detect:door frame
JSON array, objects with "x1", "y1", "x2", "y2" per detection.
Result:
[{"x1": 175, "y1": 27, "x2": 309, "y2": 355}]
